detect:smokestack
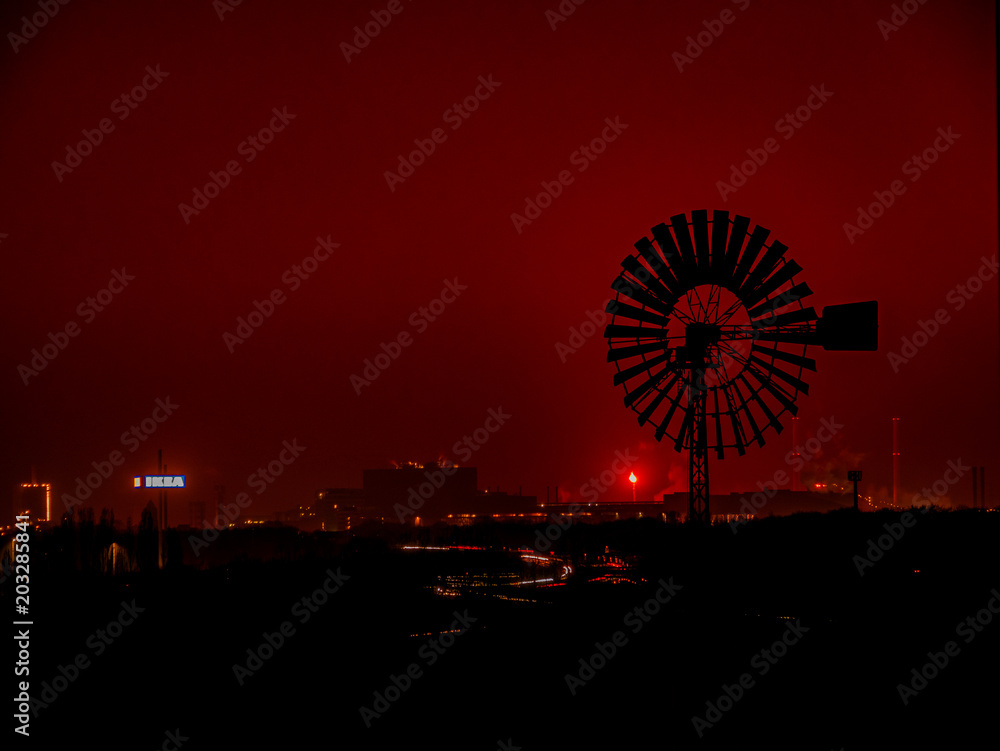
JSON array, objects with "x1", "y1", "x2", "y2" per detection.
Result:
[
  {"x1": 980, "y1": 466, "x2": 986, "y2": 510},
  {"x1": 791, "y1": 417, "x2": 800, "y2": 491},
  {"x1": 973, "y1": 466, "x2": 979, "y2": 509},
  {"x1": 546, "y1": 486, "x2": 549, "y2": 504},
  {"x1": 892, "y1": 418, "x2": 900, "y2": 507}
]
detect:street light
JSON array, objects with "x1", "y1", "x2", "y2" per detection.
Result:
[{"x1": 629, "y1": 472, "x2": 637, "y2": 503}]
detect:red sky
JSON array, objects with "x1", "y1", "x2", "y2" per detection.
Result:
[{"x1": 1, "y1": 0, "x2": 996, "y2": 522}]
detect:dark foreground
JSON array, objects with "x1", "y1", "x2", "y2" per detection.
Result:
[{"x1": 7, "y1": 509, "x2": 1000, "y2": 749}]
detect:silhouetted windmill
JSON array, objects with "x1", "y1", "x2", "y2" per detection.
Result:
[{"x1": 603, "y1": 210, "x2": 877, "y2": 524}]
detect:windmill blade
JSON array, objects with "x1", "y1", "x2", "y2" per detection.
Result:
[
  {"x1": 732, "y1": 381, "x2": 765, "y2": 447},
  {"x1": 620, "y1": 255, "x2": 678, "y2": 304},
  {"x1": 742, "y1": 260, "x2": 803, "y2": 310},
  {"x1": 747, "y1": 282, "x2": 813, "y2": 320},
  {"x1": 740, "y1": 240, "x2": 789, "y2": 300},
  {"x1": 613, "y1": 352, "x2": 673, "y2": 385},
  {"x1": 606, "y1": 300, "x2": 672, "y2": 328},
  {"x1": 722, "y1": 384, "x2": 747, "y2": 455},
  {"x1": 745, "y1": 365, "x2": 799, "y2": 416},
  {"x1": 612, "y1": 275, "x2": 675, "y2": 317},
  {"x1": 713, "y1": 387, "x2": 724, "y2": 459},
  {"x1": 633, "y1": 238, "x2": 684, "y2": 297},
  {"x1": 604, "y1": 323, "x2": 671, "y2": 339},
  {"x1": 739, "y1": 374, "x2": 782, "y2": 435},
  {"x1": 607, "y1": 340, "x2": 672, "y2": 362},
  {"x1": 748, "y1": 354, "x2": 811, "y2": 395},
  {"x1": 641, "y1": 231, "x2": 687, "y2": 289},
  {"x1": 651, "y1": 223, "x2": 695, "y2": 285},
  {"x1": 624, "y1": 366, "x2": 670, "y2": 407},
  {"x1": 670, "y1": 214, "x2": 699, "y2": 274},
  {"x1": 656, "y1": 385, "x2": 686, "y2": 441},
  {"x1": 730, "y1": 224, "x2": 770, "y2": 289},
  {"x1": 692, "y1": 209, "x2": 710, "y2": 273},
  {"x1": 723, "y1": 214, "x2": 752, "y2": 282},
  {"x1": 750, "y1": 344, "x2": 817, "y2": 372},
  {"x1": 673, "y1": 404, "x2": 693, "y2": 452},
  {"x1": 637, "y1": 371, "x2": 681, "y2": 425},
  {"x1": 710, "y1": 210, "x2": 730, "y2": 280}
]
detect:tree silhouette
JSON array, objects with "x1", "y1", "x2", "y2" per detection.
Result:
[
  {"x1": 77, "y1": 507, "x2": 95, "y2": 572},
  {"x1": 137, "y1": 501, "x2": 159, "y2": 572}
]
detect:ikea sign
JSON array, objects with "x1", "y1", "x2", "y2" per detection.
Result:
[{"x1": 133, "y1": 475, "x2": 186, "y2": 489}]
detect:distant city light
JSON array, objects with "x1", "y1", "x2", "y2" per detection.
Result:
[{"x1": 19, "y1": 482, "x2": 51, "y2": 522}]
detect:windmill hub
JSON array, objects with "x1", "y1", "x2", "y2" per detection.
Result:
[{"x1": 684, "y1": 322, "x2": 722, "y2": 356}]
